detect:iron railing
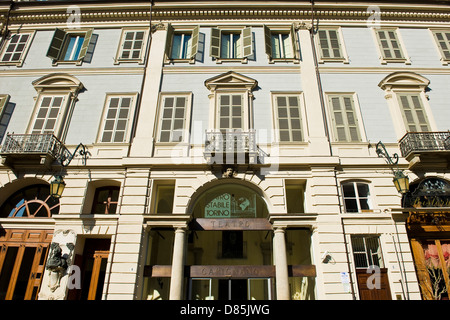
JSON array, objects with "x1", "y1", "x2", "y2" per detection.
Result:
[
  {"x1": 0, "y1": 133, "x2": 71, "y2": 165},
  {"x1": 399, "y1": 131, "x2": 450, "y2": 158},
  {"x1": 205, "y1": 130, "x2": 257, "y2": 154}
]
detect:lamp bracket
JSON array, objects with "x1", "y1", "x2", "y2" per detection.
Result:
[{"x1": 59, "y1": 143, "x2": 87, "y2": 167}]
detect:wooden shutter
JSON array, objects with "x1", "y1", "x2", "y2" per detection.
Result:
[
  {"x1": 318, "y1": 29, "x2": 343, "y2": 59},
  {"x1": 165, "y1": 24, "x2": 174, "y2": 60},
  {"x1": 101, "y1": 96, "x2": 133, "y2": 143},
  {"x1": 46, "y1": 28, "x2": 66, "y2": 60},
  {"x1": 329, "y1": 95, "x2": 361, "y2": 142},
  {"x1": 158, "y1": 96, "x2": 187, "y2": 142},
  {"x1": 242, "y1": 27, "x2": 253, "y2": 57},
  {"x1": 264, "y1": 25, "x2": 273, "y2": 59},
  {"x1": 0, "y1": 95, "x2": 10, "y2": 119},
  {"x1": 210, "y1": 28, "x2": 221, "y2": 58},
  {"x1": 290, "y1": 24, "x2": 299, "y2": 59},
  {"x1": 398, "y1": 94, "x2": 430, "y2": 132},
  {"x1": 376, "y1": 29, "x2": 404, "y2": 60},
  {"x1": 79, "y1": 28, "x2": 93, "y2": 61},
  {"x1": 276, "y1": 96, "x2": 303, "y2": 142},
  {"x1": 190, "y1": 25, "x2": 199, "y2": 59},
  {"x1": 432, "y1": 31, "x2": 450, "y2": 61},
  {"x1": 32, "y1": 96, "x2": 65, "y2": 135}
]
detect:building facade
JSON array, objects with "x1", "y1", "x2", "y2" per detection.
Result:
[{"x1": 0, "y1": 0, "x2": 449, "y2": 300}]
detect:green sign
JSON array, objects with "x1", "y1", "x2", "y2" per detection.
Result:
[{"x1": 204, "y1": 193, "x2": 256, "y2": 218}]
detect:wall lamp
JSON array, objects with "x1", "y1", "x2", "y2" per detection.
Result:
[
  {"x1": 376, "y1": 141, "x2": 409, "y2": 194},
  {"x1": 50, "y1": 143, "x2": 88, "y2": 199}
]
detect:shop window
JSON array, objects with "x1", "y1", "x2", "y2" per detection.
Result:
[
  {"x1": 342, "y1": 181, "x2": 371, "y2": 213},
  {"x1": 0, "y1": 184, "x2": 59, "y2": 218},
  {"x1": 91, "y1": 186, "x2": 120, "y2": 214}
]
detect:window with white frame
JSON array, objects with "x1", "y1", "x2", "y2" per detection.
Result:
[
  {"x1": 351, "y1": 235, "x2": 384, "y2": 269},
  {"x1": 116, "y1": 29, "x2": 148, "y2": 64},
  {"x1": 30, "y1": 95, "x2": 67, "y2": 135},
  {"x1": 46, "y1": 28, "x2": 94, "y2": 64},
  {"x1": 374, "y1": 28, "x2": 407, "y2": 63},
  {"x1": 0, "y1": 32, "x2": 34, "y2": 66},
  {"x1": 165, "y1": 25, "x2": 199, "y2": 62},
  {"x1": 264, "y1": 25, "x2": 299, "y2": 62},
  {"x1": 316, "y1": 28, "x2": 346, "y2": 61},
  {"x1": 99, "y1": 94, "x2": 138, "y2": 143},
  {"x1": 328, "y1": 94, "x2": 362, "y2": 142},
  {"x1": 431, "y1": 30, "x2": 450, "y2": 64},
  {"x1": 273, "y1": 94, "x2": 304, "y2": 142},
  {"x1": 397, "y1": 93, "x2": 431, "y2": 132},
  {"x1": 342, "y1": 181, "x2": 371, "y2": 213},
  {"x1": 157, "y1": 94, "x2": 191, "y2": 143},
  {"x1": 218, "y1": 93, "x2": 244, "y2": 132},
  {"x1": 210, "y1": 27, "x2": 253, "y2": 61}
]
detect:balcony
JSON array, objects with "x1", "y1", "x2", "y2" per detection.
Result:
[
  {"x1": 399, "y1": 131, "x2": 450, "y2": 169},
  {"x1": 0, "y1": 133, "x2": 71, "y2": 169},
  {"x1": 204, "y1": 130, "x2": 258, "y2": 165}
]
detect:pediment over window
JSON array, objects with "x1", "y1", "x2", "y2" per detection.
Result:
[
  {"x1": 204, "y1": 71, "x2": 258, "y2": 91},
  {"x1": 378, "y1": 71, "x2": 430, "y2": 90},
  {"x1": 32, "y1": 73, "x2": 84, "y2": 94}
]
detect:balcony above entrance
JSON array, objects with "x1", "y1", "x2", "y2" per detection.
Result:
[
  {"x1": 204, "y1": 130, "x2": 258, "y2": 165},
  {"x1": 399, "y1": 132, "x2": 450, "y2": 169},
  {"x1": 0, "y1": 133, "x2": 71, "y2": 169}
]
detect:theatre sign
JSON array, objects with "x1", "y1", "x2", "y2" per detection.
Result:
[{"x1": 204, "y1": 192, "x2": 256, "y2": 218}]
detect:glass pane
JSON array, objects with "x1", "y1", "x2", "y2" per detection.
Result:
[
  {"x1": 357, "y1": 183, "x2": 369, "y2": 197},
  {"x1": 345, "y1": 198, "x2": 358, "y2": 212}
]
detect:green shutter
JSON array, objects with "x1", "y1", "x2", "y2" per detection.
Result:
[
  {"x1": 242, "y1": 27, "x2": 253, "y2": 57},
  {"x1": 329, "y1": 95, "x2": 361, "y2": 142},
  {"x1": 79, "y1": 28, "x2": 93, "y2": 61},
  {"x1": 0, "y1": 95, "x2": 10, "y2": 119},
  {"x1": 210, "y1": 28, "x2": 221, "y2": 58},
  {"x1": 376, "y1": 29, "x2": 404, "y2": 60},
  {"x1": 433, "y1": 31, "x2": 450, "y2": 61},
  {"x1": 398, "y1": 94, "x2": 430, "y2": 132},
  {"x1": 165, "y1": 24, "x2": 174, "y2": 60},
  {"x1": 46, "y1": 28, "x2": 66, "y2": 60},
  {"x1": 190, "y1": 25, "x2": 199, "y2": 59},
  {"x1": 263, "y1": 25, "x2": 273, "y2": 59}
]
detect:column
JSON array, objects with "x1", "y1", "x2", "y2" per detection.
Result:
[
  {"x1": 273, "y1": 227, "x2": 290, "y2": 300},
  {"x1": 169, "y1": 227, "x2": 186, "y2": 300}
]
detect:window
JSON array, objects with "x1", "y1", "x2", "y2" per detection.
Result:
[
  {"x1": 316, "y1": 28, "x2": 346, "y2": 62},
  {"x1": 46, "y1": 28, "x2": 94, "y2": 64},
  {"x1": 274, "y1": 95, "x2": 304, "y2": 142},
  {"x1": 431, "y1": 30, "x2": 450, "y2": 64},
  {"x1": 351, "y1": 235, "x2": 383, "y2": 269},
  {"x1": 157, "y1": 94, "x2": 191, "y2": 143},
  {"x1": 0, "y1": 32, "x2": 34, "y2": 66},
  {"x1": 30, "y1": 96, "x2": 66, "y2": 135},
  {"x1": 218, "y1": 94, "x2": 243, "y2": 132},
  {"x1": 210, "y1": 27, "x2": 253, "y2": 61},
  {"x1": 285, "y1": 181, "x2": 305, "y2": 213},
  {"x1": 153, "y1": 182, "x2": 175, "y2": 214},
  {"x1": 0, "y1": 95, "x2": 12, "y2": 143},
  {"x1": 397, "y1": 94, "x2": 431, "y2": 132},
  {"x1": 98, "y1": 94, "x2": 138, "y2": 143},
  {"x1": 116, "y1": 29, "x2": 148, "y2": 64},
  {"x1": 342, "y1": 182, "x2": 371, "y2": 213},
  {"x1": 374, "y1": 28, "x2": 408, "y2": 63},
  {"x1": 91, "y1": 186, "x2": 120, "y2": 214},
  {"x1": 328, "y1": 94, "x2": 362, "y2": 142},
  {"x1": 264, "y1": 25, "x2": 299, "y2": 62},
  {"x1": 165, "y1": 25, "x2": 199, "y2": 62}
]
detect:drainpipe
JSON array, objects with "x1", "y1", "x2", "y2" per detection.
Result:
[{"x1": 308, "y1": 0, "x2": 356, "y2": 300}]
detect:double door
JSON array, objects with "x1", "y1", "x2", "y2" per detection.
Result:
[{"x1": 0, "y1": 229, "x2": 52, "y2": 300}]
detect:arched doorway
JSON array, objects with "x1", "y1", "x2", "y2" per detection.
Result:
[{"x1": 0, "y1": 183, "x2": 56, "y2": 300}]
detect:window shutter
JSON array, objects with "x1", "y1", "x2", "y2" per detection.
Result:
[
  {"x1": 290, "y1": 24, "x2": 299, "y2": 59},
  {"x1": 46, "y1": 28, "x2": 66, "y2": 60},
  {"x1": 328, "y1": 29, "x2": 343, "y2": 59},
  {"x1": 276, "y1": 95, "x2": 303, "y2": 142},
  {"x1": 190, "y1": 25, "x2": 199, "y2": 59},
  {"x1": 329, "y1": 95, "x2": 361, "y2": 142},
  {"x1": 0, "y1": 95, "x2": 10, "y2": 118},
  {"x1": 210, "y1": 28, "x2": 221, "y2": 58},
  {"x1": 317, "y1": 30, "x2": 330, "y2": 58},
  {"x1": 433, "y1": 31, "x2": 450, "y2": 61},
  {"x1": 32, "y1": 96, "x2": 65, "y2": 135},
  {"x1": 398, "y1": 94, "x2": 430, "y2": 132},
  {"x1": 318, "y1": 29, "x2": 343, "y2": 59},
  {"x1": 242, "y1": 27, "x2": 253, "y2": 58},
  {"x1": 376, "y1": 29, "x2": 404, "y2": 60},
  {"x1": 158, "y1": 96, "x2": 187, "y2": 142},
  {"x1": 264, "y1": 25, "x2": 273, "y2": 59},
  {"x1": 165, "y1": 24, "x2": 174, "y2": 60},
  {"x1": 79, "y1": 28, "x2": 93, "y2": 61}
]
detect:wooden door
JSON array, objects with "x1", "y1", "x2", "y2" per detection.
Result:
[{"x1": 356, "y1": 268, "x2": 392, "y2": 300}]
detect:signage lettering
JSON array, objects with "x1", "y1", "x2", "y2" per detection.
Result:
[{"x1": 204, "y1": 192, "x2": 256, "y2": 218}]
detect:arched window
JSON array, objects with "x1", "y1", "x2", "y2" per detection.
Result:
[
  {"x1": 342, "y1": 181, "x2": 371, "y2": 213},
  {"x1": 191, "y1": 183, "x2": 268, "y2": 219},
  {"x1": 0, "y1": 184, "x2": 59, "y2": 218}
]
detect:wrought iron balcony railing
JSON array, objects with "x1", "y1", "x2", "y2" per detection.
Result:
[
  {"x1": 399, "y1": 131, "x2": 450, "y2": 158},
  {"x1": 204, "y1": 130, "x2": 258, "y2": 164},
  {"x1": 0, "y1": 133, "x2": 71, "y2": 166}
]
